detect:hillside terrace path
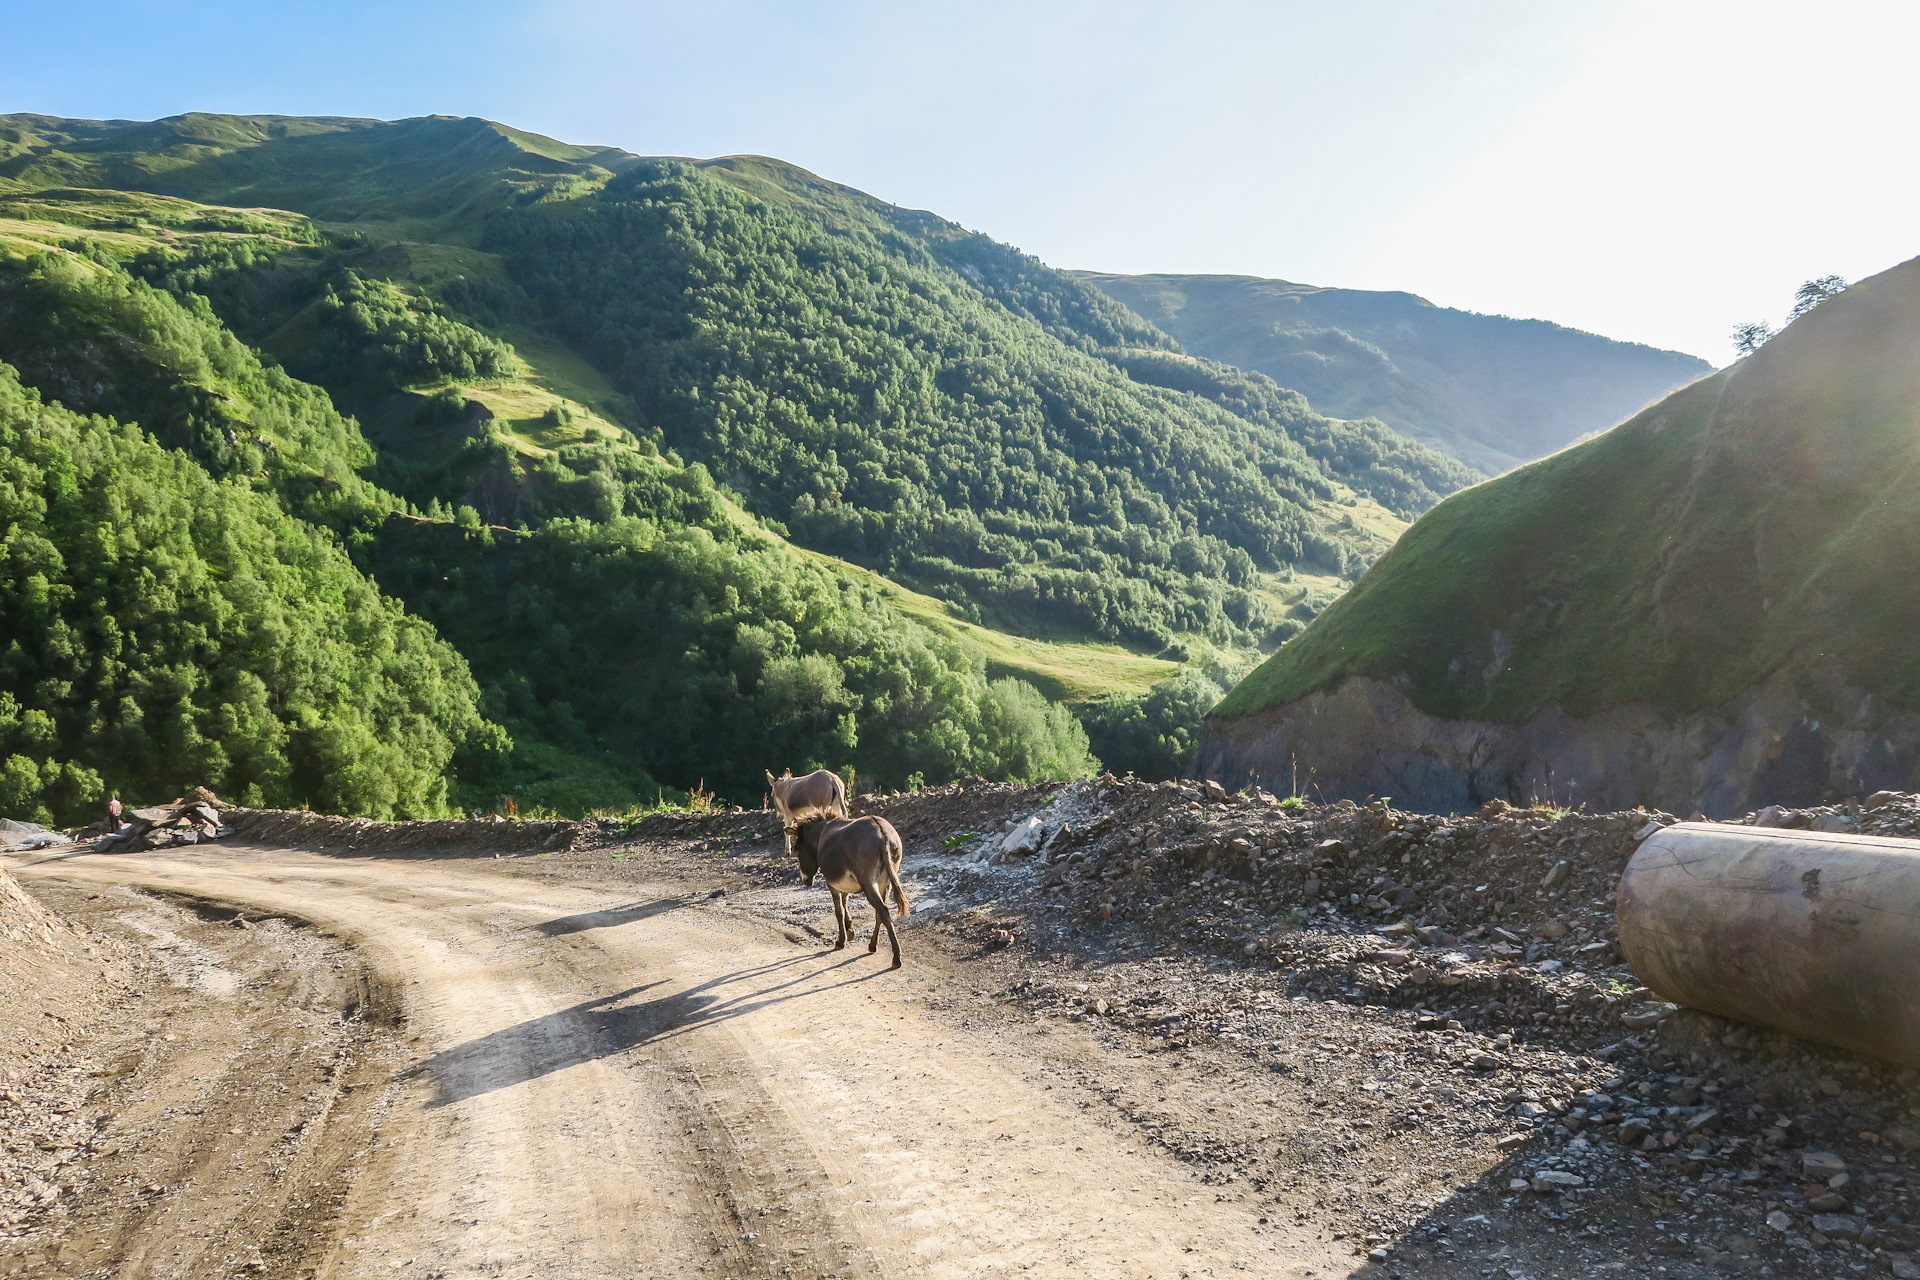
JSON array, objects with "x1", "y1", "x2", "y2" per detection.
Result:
[{"x1": 5, "y1": 842, "x2": 1340, "y2": 1280}]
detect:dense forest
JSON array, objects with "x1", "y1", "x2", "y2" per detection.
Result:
[
  {"x1": 0, "y1": 362, "x2": 494, "y2": 823},
  {"x1": 485, "y1": 159, "x2": 1473, "y2": 649}
]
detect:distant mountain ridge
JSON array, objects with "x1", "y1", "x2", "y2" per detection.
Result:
[{"x1": 1075, "y1": 271, "x2": 1712, "y2": 474}]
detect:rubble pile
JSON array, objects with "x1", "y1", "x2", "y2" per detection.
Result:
[
  {"x1": 1031, "y1": 779, "x2": 1652, "y2": 1022},
  {"x1": 1743, "y1": 792, "x2": 1920, "y2": 836},
  {"x1": 78, "y1": 788, "x2": 232, "y2": 853},
  {"x1": 883, "y1": 776, "x2": 1920, "y2": 1274},
  {"x1": 228, "y1": 807, "x2": 578, "y2": 855}
]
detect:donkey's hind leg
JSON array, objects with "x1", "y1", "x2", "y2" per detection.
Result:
[
  {"x1": 859, "y1": 880, "x2": 902, "y2": 968},
  {"x1": 831, "y1": 891, "x2": 850, "y2": 950}
]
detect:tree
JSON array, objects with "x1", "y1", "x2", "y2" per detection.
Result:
[
  {"x1": 1732, "y1": 321, "x2": 1776, "y2": 357},
  {"x1": 1789, "y1": 275, "x2": 1848, "y2": 320}
]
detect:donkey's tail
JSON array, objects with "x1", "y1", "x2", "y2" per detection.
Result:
[{"x1": 886, "y1": 845, "x2": 911, "y2": 917}]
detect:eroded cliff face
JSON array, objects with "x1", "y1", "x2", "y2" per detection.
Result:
[{"x1": 1194, "y1": 668, "x2": 1920, "y2": 818}]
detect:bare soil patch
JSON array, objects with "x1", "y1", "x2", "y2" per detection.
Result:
[{"x1": 0, "y1": 872, "x2": 405, "y2": 1279}]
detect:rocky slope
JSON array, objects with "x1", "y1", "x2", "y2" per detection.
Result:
[{"x1": 1200, "y1": 253, "x2": 1920, "y2": 816}]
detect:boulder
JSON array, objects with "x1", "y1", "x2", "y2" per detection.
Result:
[
  {"x1": 1809, "y1": 1213, "x2": 1861, "y2": 1241},
  {"x1": 1000, "y1": 817, "x2": 1046, "y2": 858},
  {"x1": 1530, "y1": 1170, "x2": 1584, "y2": 1191}
]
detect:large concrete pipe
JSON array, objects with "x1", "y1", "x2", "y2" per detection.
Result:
[{"x1": 1618, "y1": 822, "x2": 1920, "y2": 1066}]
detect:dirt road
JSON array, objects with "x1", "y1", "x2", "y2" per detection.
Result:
[{"x1": 6, "y1": 844, "x2": 1341, "y2": 1280}]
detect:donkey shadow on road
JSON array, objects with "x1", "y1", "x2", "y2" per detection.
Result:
[
  {"x1": 405, "y1": 950, "x2": 887, "y2": 1105},
  {"x1": 534, "y1": 897, "x2": 691, "y2": 936}
]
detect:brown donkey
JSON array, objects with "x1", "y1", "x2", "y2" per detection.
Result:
[
  {"x1": 765, "y1": 768, "x2": 849, "y2": 825},
  {"x1": 790, "y1": 816, "x2": 911, "y2": 968}
]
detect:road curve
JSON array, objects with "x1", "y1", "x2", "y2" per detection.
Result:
[{"x1": 9, "y1": 844, "x2": 1338, "y2": 1280}]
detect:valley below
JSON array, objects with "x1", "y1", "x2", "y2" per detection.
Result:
[{"x1": 5, "y1": 782, "x2": 1917, "y2": 1280}]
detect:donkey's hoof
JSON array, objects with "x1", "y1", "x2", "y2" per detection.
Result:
[
  {"x1": 832, "y1": 941, "x2": 846, "y2": 951},
  {"x1": 868, "y1": 943, "x2": 879, "y2": 954},
  {"x1": 890, "y1": 957, "x2": 903, "y2": 970}
]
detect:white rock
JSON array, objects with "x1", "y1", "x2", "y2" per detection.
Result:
[{"x1": 1000, "y1": 816, "x2": 1046, "y2": 857}]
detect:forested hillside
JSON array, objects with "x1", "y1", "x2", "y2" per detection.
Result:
[
  {"x1": 0, "y1": 363, "x2": 492, "y2": 823},
  {"x1": 488, "y1": 158, "x2": 1477, "y2": 648},
  {"x1": 1078, "y1": 272, "x2": 1711, "y2": 474},
  {"x1": 0, "y1": 226, "x2": 1097, "y2": 816},
  {"x1": 1, "y1": 114, "x2": 1475, "y2": 644},
  {"x1": 0, "y1": 111, "x2": 1489, "y2": 814}
]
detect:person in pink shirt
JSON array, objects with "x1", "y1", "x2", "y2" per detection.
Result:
[{"x1": 107, "y1": 795, "x2": 122, "y2": 823}]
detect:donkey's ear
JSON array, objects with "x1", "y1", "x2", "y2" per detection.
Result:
[{"x1": 765, "y1": 769, "x2": 775, "y2": 783}]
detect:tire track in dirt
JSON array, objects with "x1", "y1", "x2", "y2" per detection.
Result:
[{"x1": 7, "y1": 845, "x2": 1342, "y2": 1280}]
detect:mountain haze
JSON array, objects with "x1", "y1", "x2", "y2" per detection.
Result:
[
  {"x1": 1077, "y1": 272, "x2": 1712, "y2": 474},
  {"x1": 1198, "y1": 254, "x2": 1920, "y2": 815}
]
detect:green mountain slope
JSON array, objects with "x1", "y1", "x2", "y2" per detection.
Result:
[
  {"x1": 0, "y1": 112, "x2": 638, "y2": 238},
  {"x1": 1076, "y1": 272, "x2": 1712, "y2": 474},
  {"x1": 0, "y1": 110, "x2": 1495, "y2": 805},
  {"x1": 0, "y1": 185, "x2": 1106, "y2": 813},
  {"x1": 1, "y1": 113, "x2": 1476, "y2": 656},
  {"x1": 1204, "y1": 255, "x2": 1920, "y2": 813}
]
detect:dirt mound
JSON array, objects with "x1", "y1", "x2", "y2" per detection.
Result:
[
  {"x1": 0, "y1": 863, "x2": 60, "y2": 944},
  {"x1": 0, "y1": 866, "x2": 145, "y2": 1240},
  {"x1": 226, "y1": 807, "x2": 580, "y2": 855},
  {"x1": 880, "y1": 775, "x2": 1920, "y2": 1273}
]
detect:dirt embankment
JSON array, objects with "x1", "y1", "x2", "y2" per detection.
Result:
[{"x1": 1194, "y1": 667, "x2": 1920, "y2": 818}]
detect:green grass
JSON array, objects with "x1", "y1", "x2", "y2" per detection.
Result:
[
  {"x1": 0, "y1": 188, "x2": 311, "y2": 264},
  {"x1": 786, "y1": 544, "x2": 1180, "y2": 701},
  {"x1": 1217, "y1": 254, "x2": 1920, "y2": 724}
]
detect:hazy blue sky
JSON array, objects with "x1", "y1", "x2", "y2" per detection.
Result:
[{"x1": 6, "y1": 0, "x2": 1914, "y2": 360}]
